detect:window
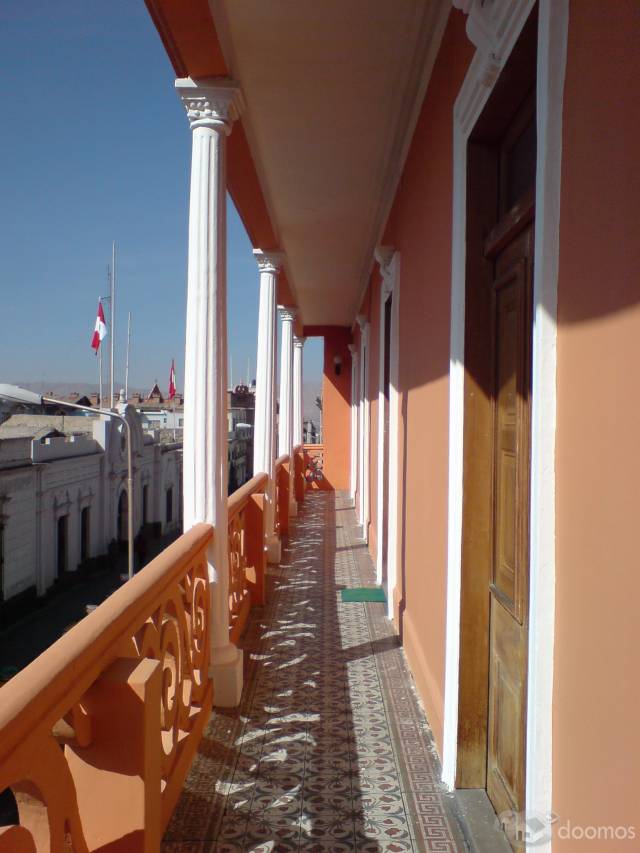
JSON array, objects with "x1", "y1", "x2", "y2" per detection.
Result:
[
  {"x1": 80, "y1": 507, "x2": 90, "y2": 563},
  {"x1": 142, "y1": 484, "x2": 149, "y2": 525},
  {"x1": 166, "y1": 487, "x2": 173, "y2": 524},
  {"x1": 0, "y1": 525, "x2": 4, "y2": 602},
  {"x1": 57, "y1": 515, "x2": 68, "y2": 577}
]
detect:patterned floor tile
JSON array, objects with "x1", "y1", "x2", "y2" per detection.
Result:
[{"x1": 165, "y1": 492, "x2": 469, "y2": 851}]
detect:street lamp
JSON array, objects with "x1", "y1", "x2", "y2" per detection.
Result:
[{"x1": 0, "y1": 383, "x2": 134, "y2": 580}]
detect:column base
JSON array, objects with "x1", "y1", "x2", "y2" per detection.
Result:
[
  {"x1": 266, "y1": 533, "x2": 281, "y2": 565},
  {"x1": 210, "y1": 643, "x2": 244, "y2": 707}
]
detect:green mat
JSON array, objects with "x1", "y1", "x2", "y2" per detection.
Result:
[{"x1": 341, "y1": 586, "x2": 386, "y2": 603}]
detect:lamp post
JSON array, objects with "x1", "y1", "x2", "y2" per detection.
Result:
[{"x1": 0, "y1": 383, "x2": 135, "y2": 580}]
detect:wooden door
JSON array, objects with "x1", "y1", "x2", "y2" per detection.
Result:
[{"x1": 485, "y1": 208, "x2": 533, "y2": 823}]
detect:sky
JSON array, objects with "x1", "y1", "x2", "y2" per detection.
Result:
[{"x1": 0, "y1": 1, "x2": 323, "y2": 396}]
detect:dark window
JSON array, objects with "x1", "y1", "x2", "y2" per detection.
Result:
[
  {"x1": 0, "y1": 525, "x2": 4, "y2": 602},
  {"x1": 166, "y1": 487, "x2": 173, "y2": 524},
  {"x1": 142, "y1": 485, "x2": 149, "y2": 525},
  {"x1": 117, "y1": 491, "x2": 128, "y2": 543},
  {"x1": 57, "y1": 515, "x2": 68, "y2": 577},
  {"x1": 80, "y1": 507, "x2": 90, "y2": 562}
]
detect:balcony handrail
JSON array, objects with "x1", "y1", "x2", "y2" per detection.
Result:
[
  {"x1": 228, "y1": 471, "x2": 268, "y2": 522},
  {"x1": 0, "y1": 522, "x2": 213, "y2": 763},
  {"x1": 275, "y1": 453, "x2": 290, "y2": 472}
]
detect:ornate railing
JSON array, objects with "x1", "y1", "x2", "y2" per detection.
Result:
[
  {"x1": 227, "y1": 473, "x2": 268, "y2": 645},
  {"x1": 303, "y1": 443, "x2": 325, "y2": 487},
  {"x1": 293, "y1": 444, "x2": 306, "y2": 503},
  {"x1": 0, "y1": 524, "x2": 213, "y2": 853},
  {"x1": 274, "y1": 454, "x2": 290, "y2": 537}
]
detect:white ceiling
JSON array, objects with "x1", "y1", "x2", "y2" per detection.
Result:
[{"x1": 211, "y1": 0, "x2": 448, "y2": 326}]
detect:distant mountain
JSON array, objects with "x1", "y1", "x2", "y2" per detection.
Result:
[
  {"x1": 6, "y1": 378, "x2": 325, "y2": 425},
  {"x1": 9, "y1": 381, "x2": 148, "y2": 397}
]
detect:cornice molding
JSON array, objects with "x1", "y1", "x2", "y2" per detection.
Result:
[
  {"x1": 175, "y1": 77, "x2": 245, "y2": 132},
  {"x1": 453, "y1": 0, "x2": 537, "y2": 122},
  {"x1": 253, "y1": 249, "x2": 284, "y2": 275}
]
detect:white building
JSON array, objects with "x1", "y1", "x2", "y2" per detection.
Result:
[{"x1": 0, "y1": 404, "x2": 182, "y2": 607}]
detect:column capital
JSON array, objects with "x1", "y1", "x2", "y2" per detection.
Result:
[
  {"x1": 175, "y1": 77, "x2": 244, "y2": 132},
  {"x1": 278, "y1": 306, "x2": 298, "y2": 323},
  {"x1": 348, "y1": 343, "x2": 357, "y2": 355},
  {"x1": 293, "y1": 336, "x2": 306, "y2": 348},
  {"x1": 253, "y1": 249, "x2": 284, "y2": 274},
  {"x1": 356, "y1": 314, "x2": 368, "y2": 330}
]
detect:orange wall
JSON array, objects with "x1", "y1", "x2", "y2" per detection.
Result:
[
  {"x1": 553, "y1": 1, "x2": 640, "y2": 846},
  {"x1": 322, "y1": 328, "x2": 352, "y2": 491},
  {"x1": 363, "y1": 10, "x2": 472, "y2": 754}
]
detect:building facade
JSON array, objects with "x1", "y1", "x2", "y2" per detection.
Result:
[{"x1": 0, "y1": 405, "x2": 182, "y2": 609}]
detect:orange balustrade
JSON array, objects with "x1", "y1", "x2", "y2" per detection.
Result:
[
  {"x1": 275, "y1": 454, "x2": 290, "y2": 537},
  {"x1": 227, "y1": 472, "x2": 268, "y2": 645},
  {"x1": 303, "y1": 444, "x2": 325, "y2": 490},
  {"x1": 0, "y1": 523, "x2": 213, "y2": 853},
  {"x1": 293, "y1": 444, "x2": 306, "y2": 503}
]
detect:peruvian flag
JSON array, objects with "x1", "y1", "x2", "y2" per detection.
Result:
[
  {"x1": 168, "y1": 359, "x2": 177, "y2": 400},
  {"x1": 91, "y1": 300, "x2": 107, "y2": 353}
]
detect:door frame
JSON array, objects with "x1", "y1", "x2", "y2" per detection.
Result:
[
  {"x1": 442, "y1": 0, "x2": 568, "y2": 834},
  {"x1": 374, "y1": 249, "x2": 401, "y2": 619},
  {"x1": 356, "y1": 315, "x2": 371, "y2": 541}
]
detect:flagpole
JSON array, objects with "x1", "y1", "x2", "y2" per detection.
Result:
[
  {"x1": 98, "y1": 310, "x2": 103, "y2": 407},
  {"x1": 125, "y1": 311, "x2": 131, "y2": 400},
  {"x1": 110, "y1": 242, "x2": 116, "y2": 409}
]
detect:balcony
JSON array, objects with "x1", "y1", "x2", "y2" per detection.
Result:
[{"x1": 0, "y1": 447, "x2": 475, "y2": 852}]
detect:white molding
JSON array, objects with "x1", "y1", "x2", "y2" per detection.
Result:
[
  {"x1": 348, "y1": 343, "x2": 358, "y2": 501},
  {"x1": 525, "y1": 2, "x2": 567, "y2": 843},
  {"x1": 442, "y1": 10, "x2": 564, "y2": 847},
  {"x1": 374, "y1": 250, "x2": 401, "y2": 622},
  {"x1": 356, "y1": 315, "x2": 370, "y2": 540}
]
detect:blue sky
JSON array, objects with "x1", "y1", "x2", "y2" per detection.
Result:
[{"x1": 0, "y1": 1, "x2": 322, "y2": 395}]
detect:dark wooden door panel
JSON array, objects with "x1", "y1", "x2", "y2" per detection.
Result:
[{"x1": 486, "y1": 223, "x2": 533, "y2": 835}]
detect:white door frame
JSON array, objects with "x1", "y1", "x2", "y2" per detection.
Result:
[
  {"x1": 349, "y1": 343, "x2": 359, "y2": 502},
  {"x1": 374, "y1": 249, "x2": 401, "y2": 620},
  {"x1": 356, "y1": 316, "x2": 370, "y2": 540},
  {"x1": 442, "y1": 1, "x2": 568, "y2": 845}
]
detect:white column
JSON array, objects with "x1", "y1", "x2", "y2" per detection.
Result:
[
  {"x1": 293, "y1": 336, "x2": 305, "y2": 447},
  {"x1": 278, "y1": 307, "x2": 298, "y2": 517},
  {"x1": 176, "y1": 76, "x2": 244, "y2": 707},
  {"x1": 348, "y1": 343, "x2": 358, "y2": 502},
  {"x1": 253, "y1": 250, "x2": 283, "y2": 562}
]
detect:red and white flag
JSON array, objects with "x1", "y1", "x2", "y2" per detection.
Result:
[
  {"x1": 168, "y1": 359, "x2": 176, "y2": 400},
  {"x1": 91, "y1": 300, "x2": 107, "y2": 353}
]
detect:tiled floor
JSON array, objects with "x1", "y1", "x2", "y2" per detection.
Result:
[{"x1": 164, "y1": 491, "x2": 469, "y2": 852}]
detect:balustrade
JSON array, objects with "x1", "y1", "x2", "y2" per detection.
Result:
[
  {"x1": 0, "y1": 524, "x2": 213, "y2": 852},
  {"x1": 274, "y1": 455, "x2": 290, "y2": 537},
  {"x1": 227, "y1": 473, "x2": 268, "y2": 645},
  {"x1": 293, "y1": 444, "x2": 306, "y2": 504}
]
